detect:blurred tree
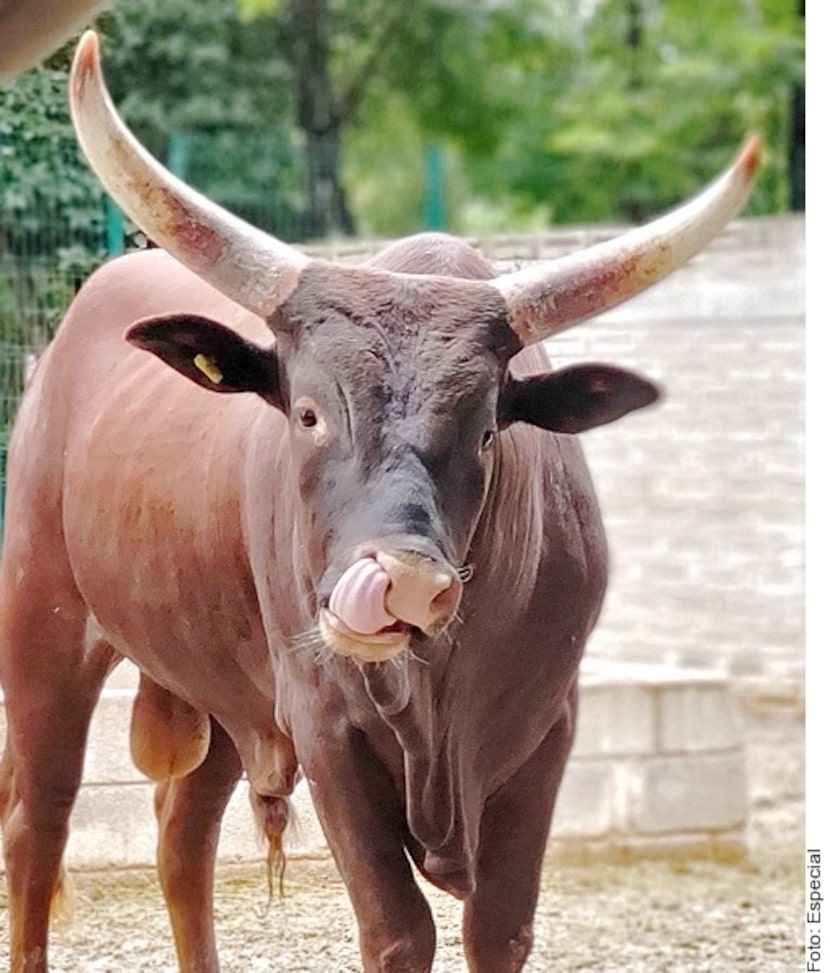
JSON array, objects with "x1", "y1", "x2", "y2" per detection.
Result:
[
  {"x1": 239, "y1": 0, "x2": 568, "y2": 235},
  {"x1": 0, "y1": 0, "x2": 805, "y2": 241},
  {"x1": 100, "y1": 0, "x2": 292, "y2": 157},
  {"x1": 279, "y1": 0, "x2": 403, "y2": 235},
  {"x1": 0, "y1": 64, "x2": 106, "y2": 352},
  {"x1": 339, "y1": 0, "x2": 576, "y2": 235},
  {"x1": 451, "y1": 0, "x2": 804, "y2": 226},
  {"x1": 252, "y1": 0, "x2": 803, "y2": 234},
  {"x1": 788, "y1": 0, "x2": 804, "y2": 210},
  {"x1": 97, "y1": 0, "x2": 311, "y2": 236},
  {"x1": 0, "y1": 66, "x2": 103, "y2": 261},
  {"x1": 1, "y1": 0, "x2": 305, "y2": 249}
]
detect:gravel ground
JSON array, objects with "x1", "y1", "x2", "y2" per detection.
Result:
[{"x1": 0, "y1": 698, "x2": 805, "y2": 971}]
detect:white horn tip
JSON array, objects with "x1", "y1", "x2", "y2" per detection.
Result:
[
  {"x1": 70, "y1": 31, "x2": 102, "y2": 108},
  {"x1": 73, "y1": 29, "x2": 100, "y2": 76}
]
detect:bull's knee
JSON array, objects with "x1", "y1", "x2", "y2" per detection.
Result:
[
  {"x1": 361, "y1": 913, "x2": 436, "y2": 973},
  {"x1": 463, "y1": 918, "x2": 533, "y2": 972}
]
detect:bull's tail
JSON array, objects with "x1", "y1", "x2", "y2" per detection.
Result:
[{"x1": 249, "y1": 789, "x2": 294, "y2": 906}]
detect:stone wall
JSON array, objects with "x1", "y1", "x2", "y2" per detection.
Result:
[{"x1": 552, "y1": 661, "x2": 747, "y2": 862}]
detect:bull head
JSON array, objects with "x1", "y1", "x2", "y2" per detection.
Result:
[{"x1": 68, "y1": 32, "x2": 759, "y2": 663}]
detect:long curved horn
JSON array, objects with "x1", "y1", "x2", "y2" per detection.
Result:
[
  {"x1": 495, "y1": 137, "x2": 761, "y2": 345},
  {"x1": 69, "y1": 31, "x2": 309, "y2": 318}
]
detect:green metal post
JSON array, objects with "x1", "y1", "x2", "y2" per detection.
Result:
[
  {"x1": 424, "y1": 144, "x2": 447, "y2": 231},
  {"x1": 166, "y1": 134, "x2": 189, "y2": 179},
  {"x1": 105, "y1": 196, "x2": 125, "y2": 256}
]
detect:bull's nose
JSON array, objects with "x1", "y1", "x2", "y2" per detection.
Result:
[{"x1": 376, "y1": 550, "x2": 461, "y2": 635}]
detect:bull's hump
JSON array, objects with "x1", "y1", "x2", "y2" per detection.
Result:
[{"x1": 365, "y1": 233, "x2": 497, "y2": 281}]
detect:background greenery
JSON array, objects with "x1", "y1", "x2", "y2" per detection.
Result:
[{"x1": 1, "y1": 0, "x2": 805, "y2": 245}]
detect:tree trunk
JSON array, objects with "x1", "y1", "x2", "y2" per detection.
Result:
[
  {"x1": 788, "y1": 0, "x2": 805, "y2": 211},
  {"x1": 289, "y1": 0, "x2": 355, "y2": 237},
  {"x1": 305, "y1": 128, "x2": 356, "y2": 238},
  {"x1": 623, "y1": 0, "x2": 643, "y2": 89}
]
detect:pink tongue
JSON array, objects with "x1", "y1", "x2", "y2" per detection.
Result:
[{"x1": 329, "y1": 557, "x2": 396, "y2": 635}]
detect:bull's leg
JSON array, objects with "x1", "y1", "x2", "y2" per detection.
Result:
[
  {"x1": 462, "y1": 694, "x2": 577, "y2": 973},
  {"x1": 0, "y1": 601, "x2": 118, "y2": 973},
  {"x1": 300, "y1": 729, "x2": 437, "y2": 973},
  {"x1": 153, "y1": 717, "x2": 242, "y2": 973}
]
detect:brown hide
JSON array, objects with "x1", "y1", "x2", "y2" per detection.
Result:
[
  {"x1": 19, "y1": 252, "x2": 299, "y2": 796},
  {"x1": 0, "y1": 240, "x2": 615, "y2": 972}
]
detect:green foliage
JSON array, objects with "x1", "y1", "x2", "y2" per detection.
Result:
[
  {"x1": 326, "y1": 0, "x2": 581, "y2": 235},
  {"x1": 339, "y1": 0, "x2": 803, "y2": 232},
  {"x1": 1, "y1": 0, "x2": 304, "y2": 247},
  {"x1": 100, "y1": 0, "x2": 295, "y2": 158},
  {"x1": 0, "y1": 0, "x2": 805, "y2": 245},
  {"x1": 0, "y1": 66, "x2": 105, "y2": 260},
  {"x1": 523, "y1": 0, "x2": 806, "y2": 223},
  {"x1": 0, "y1": 62, "x2": 106, "y2": 404},
  {"x1": 95, "y1": 0, "x2": 308, "y2": 235}
]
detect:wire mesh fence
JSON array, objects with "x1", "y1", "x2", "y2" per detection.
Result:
[
  {"x1": 0, "y1": 124, "x2": 320, "y2": 540},
  {"x1": 0, "y1": 244, "x2": 95, "y2": 536},
  {"x1": 0, "y1": 210, "x2": 107, "y2": 414}
]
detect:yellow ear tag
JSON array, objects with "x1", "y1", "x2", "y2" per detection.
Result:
[{"x1": 193, "y1": 353, "x2": 223, "y2": 385}]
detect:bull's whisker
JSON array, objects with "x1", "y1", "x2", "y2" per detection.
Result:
[
  {"x1": 287, "y1": 626, "x2": 328, "y2": 663},
  {"x1": 407, "y1": 646, "x2": 430, "y2": 667},
  {"x1": 449, "y1": 608, "x2": 466, "y2": 628},
  {"x1": 286, "y1": 629, "x2": 317, "y2": 652},
  {"x1": 312, "y1": 644, "x2": 331, "y2": 667}
]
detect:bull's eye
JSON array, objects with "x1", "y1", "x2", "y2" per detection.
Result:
[
  {"x1": 293, "y1": 396, "x2": 328, "y2": 444},
  {"x1": 480, "y1": 429, "x2": 495, "y2": 452}
]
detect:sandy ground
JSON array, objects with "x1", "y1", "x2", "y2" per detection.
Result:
[{"x1": 0, "y1": 698, "x2": 805, "y2": 972}]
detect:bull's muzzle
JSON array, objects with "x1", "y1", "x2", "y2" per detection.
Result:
[{"x1": 320, "y1": 551, "x2": 462, "y2": 662}]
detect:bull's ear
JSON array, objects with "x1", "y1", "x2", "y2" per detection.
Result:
[
  {"x1": 126, "y1": 313, "x2": 279, "y2": 402},
  {"x1": 500, "y1": 363, "x2": 660, "y2": 433}
]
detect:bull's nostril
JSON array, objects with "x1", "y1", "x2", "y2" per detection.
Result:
[
  {"x1": 429, "y1": 581, "x2": 460, "y2": 622},
  {"x1": 376, "y1": 550, "x2": 461, "y2": 634},
  {"x1": 430, "y1": 579, "x2": 455, "y2": 612}
]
